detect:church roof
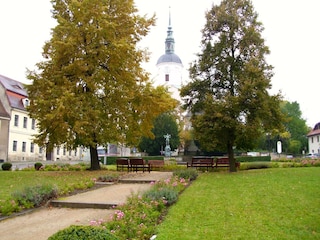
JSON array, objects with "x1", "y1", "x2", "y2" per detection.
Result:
[
  {"x1": 157, "y1": 53, "x2": 182, "y2": 65},
  {"x1": 156, "y1": 8, "x2": 182, "y2": 66}
]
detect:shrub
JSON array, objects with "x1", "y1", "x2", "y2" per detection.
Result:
[
  {"x1": 97, "y1": 173, "x2": 120, "y2": 182},
  {"x1": 48, "y1": 225, "x2": 118, "y2": 240},
  {"x1": 1, "y1": 162, "x2": 12, "y2": 171},
  {"x1": 12, "y1": 184, "x2": 58, "y2": 208},
  {"x1": 0, "y1": 199, "x2": 21, "y2": 216},
  {"x1": 173, "y1": 168, "x2": 198, "y2": 181},
  {"x1": 240, "y1": 162, "x2": 272, "y2": 170},
  {"x1": 236, "y1": 156, "x2": 271, "y2": 162},
  {"x1": 104, "y1": 194, "x2": 165, "y2": 240},
  {"x1": 144, "y1": 187, "x2": 178, "y2": 206},
  {"x1": 103, "y1": 176, "x2": 190, "y2": 239},
  {"x1": 34, "y1": 162, "x2": 43, "y2": 170}
]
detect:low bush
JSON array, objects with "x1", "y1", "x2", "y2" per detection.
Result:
[
  {"x1": 0, "y1": 199, "x2": 21, "y2": 216},
  {"x1": 101, "y1": 156, "x2": 165, "y2": 165},
  {"x1": 101, "y1": 174, "x2": 191, "y2": 239},
  {"x1": 48, "y1": 225, "x2": 118, "y2": 240},
  {"x1": 173, "y1": 168, "x2": 198, "y2": 181},
  {"x1": 237, "y1": 156, "x2": 271, "y2": 162},
  {"x1": 240, "y1": 162, "x2": 272, "y2": 170},
  {"x1": 12, "y1": 184, "x2": 58, "y2": 209},
  {"x1": 34, "y1": 162, "x2": 43, "y2": 170},
  {"x1": 144, "y1": 187, "x2": 179, "y2": 206},
  {"x1": 1, "y1": 162, "x2": 12, "y2": 171},
  {"x1": 97, "y1": 173, "x2": 120, "y2": 182},
  {"x1": 104, "y1": 194, "x2": 166, "y2": 239}
]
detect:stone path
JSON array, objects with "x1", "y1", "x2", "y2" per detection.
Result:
[{"x1": 0, "y1": 171, "x2": 173, "y2": 240}]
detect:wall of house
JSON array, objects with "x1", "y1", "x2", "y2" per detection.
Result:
[
  {"x1": 0, "y1": 119, "x2": 9, "y2": 161},
  {"x1": 308, "y1": 135, "x2": 320, "y2": 154},
  {"x1": 7, "y1": 109, "x2": 44, "y2": 161},
  {"x1": 7, "y1": 109, "x2": 84, "y2": 162}
]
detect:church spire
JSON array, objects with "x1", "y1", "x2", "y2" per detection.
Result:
[{"x1": 165, "y1": 7, "x2": 175, "y2": 54}]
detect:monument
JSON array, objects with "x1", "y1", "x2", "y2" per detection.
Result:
[{"x1": 164, "y1": 134, "x2": 171, "y2": 157}]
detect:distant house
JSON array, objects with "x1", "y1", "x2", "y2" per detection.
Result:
[
  {"x1": 307, "y1": 122, "x2": 320, "y2": 154},
  {"x1": 0, "y1": 74, "x2": 83, "y2": 162}
]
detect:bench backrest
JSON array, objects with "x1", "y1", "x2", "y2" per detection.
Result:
[
  {"x1": 116, "y1": 158, "x2": 129, "y2": 165},
  {"x1": 216, "y1": 158, "x2": 229, "y2": 164},
  {"x1": 129, "y1": 158, "x2": 145, "y2": 165},
  {"x1": 192, "y1": 157, "x2": 213, "y2": 164}
]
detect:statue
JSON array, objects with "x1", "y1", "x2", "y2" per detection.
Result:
[{"x1": 164, "y1": 134, "x2": 171, "y2": 157}]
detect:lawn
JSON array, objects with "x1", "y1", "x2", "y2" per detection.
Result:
[
  {"x1": 0, "y1": 170, "x2": 111, "y2": 201},
  {"x1": 155, "y1": 168, "x2": 320, "y2": 240}
]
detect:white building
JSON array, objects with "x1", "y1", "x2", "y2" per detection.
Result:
[
  {"x1": 0, "y1": 74, "x2": 82, "y2": 162},
  {"x1": 307, "y1": 122, "x2": 320, "y2": 154}
]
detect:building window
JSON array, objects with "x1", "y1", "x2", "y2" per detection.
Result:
[
  {"x1": 165, "y1": 74, "x2": 169, "y2": 82},
  {"x1": 312, "y1": 137, "x2": 314, "y2": 143},
  {"x1": 14, "y1": 115, "x2": 19, "y2": 127},
  {"x1": 69, "y1": 150, "x2": 72, "y2": 156},
  {"x1": 63, "y1": 147, "x2": 66, "y2": 155},
  {"x1": 30, "y1": 143, "x2": 34, "y2": 153},
  {"x1": 317, "y1": 136, "x2": 319, "y2": 142},
  {"x1": 22, "y1": 142, "x2": 26, "y2": 152},
  {"x1": 31, "y1": 119, "x2": 36, "y2": 130},
  {"x1": 57, "y1": 147, "x2": 60, "y2": 155},
  {"x1": 13, "y1": 141, "x2": 17, "y2": 151},
  {"x1": 23, "y1": 117, "x2": 28, "y2": 128},
  {"x1": 75, "y1": 149, "x2": 77, "y2": 156},
  {"x1": 39, "y1": 147, "x2": 43, "y2": 154}
]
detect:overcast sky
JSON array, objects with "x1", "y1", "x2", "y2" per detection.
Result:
[{"x1": 0, "y1": 0, "x2": 319, "y2": 127}]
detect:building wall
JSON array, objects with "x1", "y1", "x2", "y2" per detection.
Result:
[
  {"x1": 0, "y1": 119, "x2": 9, "y2": 161},
  {"x1": 7, "y1": 108, "x2": 83, "y2": 161},
  {"x1": 8, "y1": 108, "x2": 45, "y2": 161},
  {"x1": 0, "y1": 84, "x2": 10, "y2": 161},
  {"x1": 308, "y1": 135, "x2": 320, "y2": 154},
  {"x1": 156, "y1": 62, "x2": 184, "y2": 89}
]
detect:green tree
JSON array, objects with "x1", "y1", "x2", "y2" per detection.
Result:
[
  {"x1": 180, "y1": 0, "x2": 284, "y2": 172},
  {"x1": 26, "y1": 0, "x2": 176, "y2": 170},
  {"x1": 138, "y1": 112, "x2": 180, "y2": 156},
  {"x1": 281, "y1": 101, "x2": 309, "y2": 154}
]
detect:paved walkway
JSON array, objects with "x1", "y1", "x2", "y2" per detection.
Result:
[{"x1": 0, "y1": 171, "x2": 173, "y2": 240}]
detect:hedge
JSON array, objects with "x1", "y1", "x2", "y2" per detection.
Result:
[
  {"x1": 99, "y1": 156, "x2": 164, "y2": 165},
  {"x1": 236, "y1": 156, "x2": 271, "y2": 162}
]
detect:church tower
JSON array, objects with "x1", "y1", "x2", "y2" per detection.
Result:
[{"x1": 155, "y1": 8, "x2": 183, "y2": 100}]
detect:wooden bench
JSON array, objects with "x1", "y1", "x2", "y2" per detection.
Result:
[
  {"x1": 187, "y1": 157, "x2": 214, "y2": 171},
  {"x1": 215, "y1": 157, "x2": 240, "y2": 169},
  {"x1": 148, "y1": 160, "x2": 165, "y2": 171},
  {"x1": 116, "y1": 158, "x2": 130, "y2": 172},
  {"x1": 129, "y1": 158, "x2": 150, "y2": 173}
]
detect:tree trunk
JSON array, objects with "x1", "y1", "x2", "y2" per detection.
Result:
[
  {"x1": 227, "y1": 142, "x2": 237, "y2": 172},
  {"x1": 89, "y1": 145, "x2": 101, "y2": 170}
]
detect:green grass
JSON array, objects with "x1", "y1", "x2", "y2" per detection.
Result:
[
  {"x1": 156, "y1": 168, "x2": 320, "y2": 240},
  {"x1": 0, "y1": 170, "x2": 111, "y2": 201}
]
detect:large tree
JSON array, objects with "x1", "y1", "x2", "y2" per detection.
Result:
[
  {"x1": 180, "y1": 0, "x2": 284, "y2": 172},
  {"x1": 138, "y1": 112, "x2": 180, "y2": 156},
  {"x1": 280, "y1": 101, "x2": 309, "y2": 154},
  {"x1": 26, "y1": 0, "x2": 176, "y2": 170}
]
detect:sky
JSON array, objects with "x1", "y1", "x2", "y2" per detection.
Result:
[{"x1": 0, "y1": 0, "x2": 319, "y2": 127}]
